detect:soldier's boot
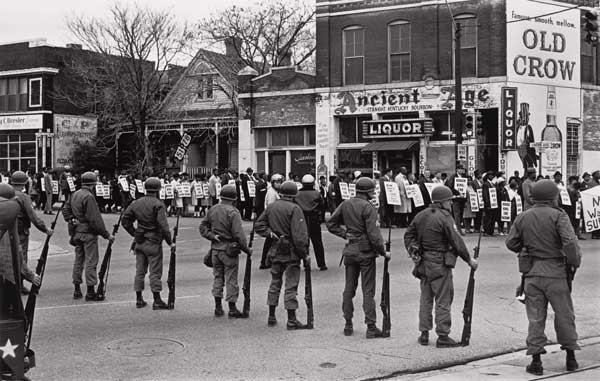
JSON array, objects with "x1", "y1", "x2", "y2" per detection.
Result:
[
  {"x1": 214, "y1": 297, "x2": 224, "y2": 317},
  {"x1": 152, "y1": 292, "x2": 169, "y2": 310},
  {"x1": 85, "y1": 286, "x2": 102, "y2": 302},
  {"x1": 268, "y1": 305, "x2": 277, "y2": 326},
  {"x1": 343, "y1": 319, "x2": 353, "y2": 336},
  {"x1": 526, "y1": 354, "x2": 543, "y2": 376},
  {"x1": 418, "y1": 331, "x2": 429, "y2": 346},
  {"x1": 228, "y1": 302, "x2": 245, "y2": 318},
  {"x1": 366, "y1": 324, "x2": 384, "y2": 339},
  {"x1": 136, "y1": 291, "x2": 147, "y2": 308},
  {"x1": 286, "y1": 309, "x2": 307, "y2": 330},
  {"x1": 73, "y1": 284, "x2": 83, "y2": 299},
  {"x1": 566, "y1": 349, "x2": 578, "y2": 371},
  {"x1": 436, "y1": 335, "x2": 462, "y2": 348}
]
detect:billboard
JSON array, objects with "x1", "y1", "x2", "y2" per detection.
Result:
[
  {"x1": 54, "y1": 114, "x2": 98, "y2": 167},
  {"x1": 506, "y1": 0, "x2": 580, "y2": 88}
]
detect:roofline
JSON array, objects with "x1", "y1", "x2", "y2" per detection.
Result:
[{"x1": 0, "y1": 67, "x2": 60, "y2": 77}]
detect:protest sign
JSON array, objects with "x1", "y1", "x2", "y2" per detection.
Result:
[
  {"x1": 384, "y1": 181, "x2": 401, "y2": 205},
  {"x1": 501, "y1": 201, "x2": 511, "y2": 222},
  {"x1": 489, "y1": 188, "x2": 498, "y2": 209},
  {"x1": 339, "y1": 182, "x2": 350, "y2": 200},
  {"x1": 581, "y1": 187, "x2": 600, "y2": 232},
  {"x1": 454, "y1": 177, "x2": 468, "y2": 198}
]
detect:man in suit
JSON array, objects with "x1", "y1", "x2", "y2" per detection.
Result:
[{"x1": 42, "y1": 167, "x2": 54, "y2": 215}]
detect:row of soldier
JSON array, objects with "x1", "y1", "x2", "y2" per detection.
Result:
[{"x1": 0, "y1": 165, "x2": 583, "y2": 378}]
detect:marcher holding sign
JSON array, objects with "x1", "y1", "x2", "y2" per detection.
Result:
[
  {"x1": 384, "y1": 181, "x2": 401, "y2": 206},
  {"x1": 501, "y1": 201, "x2": 511, "y2": 222},
  {"x1": 482, "y1": 172, "x2": 499, "y2": 236},
  {"x1": 407, "y1": 184, "x2": 424, "y2": 207}
]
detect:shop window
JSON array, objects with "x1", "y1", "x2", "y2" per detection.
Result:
[
  {"x1": 566, "y1": 120, "x2": 580, "y2": 176},
  {"x1": 29, "y1": 78, "x2": 42, "y2": 107},
  {"x1": 271, "y1": 128, "x2": 287, "y2": 146},
  {"x1": 288, "y1": 127, "x2": 304, "y2": 146},
  {"x1": 455, "y1": 15, "x2": 477, "y2": 78},
  {"x1": 0, "y1": 79, "x2": 7, "y2": 111},
  {"x1": 429, "y1": 111, "x2": 455, "y2": 141},
  {"x1": 343, "y1": 27, "x2": 364, "y2": 85},
  {"x1": 581, "y1": 36, "x2": 596, "y2": 83},
  {"x1": 256, "y1": 151, "x2": 265, "y2": 172},
  {"x1": 389, "y1": 21, "x2": 411, "y2": 82},
  {"x1": 197, "y1": 75, "x2": 214, "y2": 100},
  {"x1": 338, "y1": 116, "x2": 371, "y2": 143},
  {"x1": 290, "y1": 150, "x2": 316, "y2": 177},
  {"x1": 255, "y1": 129, "x2": 267, "y2": 148},
  {"x1": 338, "y1": 149, "x2": 372, "y2": 171},
  {"x1": 307, "y1": 126, "x2": 316, "y2": 145}
]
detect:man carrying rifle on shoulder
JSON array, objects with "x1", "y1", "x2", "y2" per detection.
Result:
[
  {"x1": 404, "y1": 185, "x2": 478, "y2": 348},
  {"x1": 199, "y1": 184, "x2": 250, "y2": 318},
  {"x1": 326, "y1": 177, "x2": 389, "y2": 339},
  {"x1": 63, "y1": 172, "x2": 114, "y2": 301},
  {"x1": 255, "y1": 181, "x2": 309, "y2": 330},
  {"x1": 122, "y1": 177, "x2": 174, "y2": 310},
  {"x1": 10, "y1": 171, "x2": 53, "y2": 294}
]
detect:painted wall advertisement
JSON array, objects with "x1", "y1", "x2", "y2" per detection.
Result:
[{"x1": 54, "y1": 114, "x2": 98, "y2": 167}]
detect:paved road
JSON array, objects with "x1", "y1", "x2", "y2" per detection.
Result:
[{"x1": 21, "y1": 211, "x2": 600, "y2": 380}]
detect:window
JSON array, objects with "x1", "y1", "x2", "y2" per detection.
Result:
[
  {"x1": 8, "y1": 78, "x2": 18, "y2": 111},
  {"x1": 255, "y1": 126, "x2": 315, "y2": 148},
  {"x1": 271, "y1": 128, "x2": 288, "y2": 146},
  {"x1": 389, "y1": 21, "x2": 411, "y2": 82},
  {"x1": 343, "y1": 27, "x2": 364, "y2": 85},
  {"x1": 581, "y1": 34, "x2": 596, "y2": 83},
  {"x1": 429, "y1": 111, "x2": 459, "y2": 141},
  {"x1": 255, "y1": 129, "x2": 267, "y2": 148},
  {"x1": 197, "y1": 75, "x2": 214, "y2": 100},
  {"x1": 455, "y1": 15, "x2": 477, "y2": 78},
  {"x1": 0, "y1": 133, "x2": 37, "y2": 172},
  {"x1": 338, "y1": 116, "x2": 372, "y2": 143},
  {"x1": 29, "y1": 78, "x2": 42, "y2": 107},
  {"x1": 1, "y1": 77, "x2": 30, "y2": 112},
  {"x1": 566, "y1": 120, "x2": 580, "y2": 176},
  {"x1": 337, "y1": 149, "x2": 372, "y2": 172},
  {"x1": 0, "y1": 79, "x2": 6, "y2": 111}
]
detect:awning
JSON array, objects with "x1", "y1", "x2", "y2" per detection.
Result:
[{"x1": 361, "y1": 140, "x2": 419, "y2": 152}]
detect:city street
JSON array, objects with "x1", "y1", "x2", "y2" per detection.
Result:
[{"x1": 21, "y1": 210, "x2": 600, "y2": 380}]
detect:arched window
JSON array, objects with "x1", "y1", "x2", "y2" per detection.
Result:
[
  {"x1": 455, "y1": 14, "x2": 477, "y2": 77},
  {"x1": 343, "y1": 26, "x2": 364, "y2": 85},
  {"x1": 388, "y1": 21, "x2": 411, "y2": 82}
]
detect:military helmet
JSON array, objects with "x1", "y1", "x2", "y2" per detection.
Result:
[
  {"x1": 144, "y1": 177, "x2": 161, "y2": 192},
  {"x1": 270, "y1": 173, "x2": 284, "y2": 183},
  {"x1": 355, "y1": 177, "x2": 375, "y2": 193},
  {"x1": 220, "y1": 184, "x2": 237, "y2": 201},
  {"x1": 10, "y1": 170, "x2": 28, "y2": 185},
  {"x1": 0, "y1": 183, "x2": 16, "y2": 199},
  {"x1": 532, "y1": 179, "x2": 559, "y2": 201},
  {"x1": 301, "y1": 174, "x2": 315, "y2": 184},
  {"x1": 0, "y1": 184, "x2": 19, "y2": 230},
  {"x1": 431, "y1": 186, "x2": 454, "y2": 203},
  {"x1": 81, "y1": 171, "x2": 97, "y2": 185},
  {"x1": 280, "y1": 181, "x2": 298, "y2": 197}
]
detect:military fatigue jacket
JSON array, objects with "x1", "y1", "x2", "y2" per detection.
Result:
[
  {"x1": 326, "y1": 197, "x2": 385, "y2": 259},
  {"x1": 199, "y1": 203, "x2": 249, "y2": 253},
  {"x1": 63, "y1": 187, "x2": 109, "y2": 238},
  {"x1": 506, "y1": 203, "x2": 580, "y2": 278},
  {"x1": 0, "y1": 197, "x2": 34, "y2": 284},
  {"x1": 122, "y1": 195, "x2": 172, "y2": 245},
  {"x1": 255, "y1": 199, "x2": 308, "y2": 260},
  {"x1": 295, "y1": 188, "x2": 324, "y2": 214},
  {"x1": 14, "y1": 189, "x2": 47, "y2": 234}
]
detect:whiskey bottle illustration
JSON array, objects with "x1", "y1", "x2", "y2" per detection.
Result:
[{"x1": 540, "y1": 86, "x2": 562, "y2": 177}]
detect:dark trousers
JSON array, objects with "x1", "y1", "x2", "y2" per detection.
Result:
[
  {"x1": 243, "y1": 198, "x2": 254, "y2": 220},
  {"x1": 483, "y1": 208, "x2": 498, "y2": 235},
  {"x1": 451, "y1": 199, "x2": 466, "y2": 229},
  {"x1": 0, "y1": 278, "x2": 22, "y2": 320},
  {"x1": 261, "y1": 236, "x2": 273, "y2": 266},
  {"x1": 474, "y1": 210, "x2": 483, "y2": 231},
  {"x1": 342, "y1": 256, "x2": 376, "y2": 325},
  {"x1": 379, "y1": 205, "x2": 393, "y2": 228},
  {"x1": 305, "y1": 213, "x2": 326, "y2": 269}
]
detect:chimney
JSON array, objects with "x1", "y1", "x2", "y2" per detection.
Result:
[
  {"x1": 225, "y1": 37, "x2": 242, "y2": 58},
  {"x1": 66, "y1": 43, "x2": 82, "y2": 50}
]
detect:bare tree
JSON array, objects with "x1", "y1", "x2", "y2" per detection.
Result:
[
  {"x1": 60, "y1": 3, "x2": 194, "y2": 173},
  {"x1": 198, "y1": 0, "x2": 316, "y2": 74}
]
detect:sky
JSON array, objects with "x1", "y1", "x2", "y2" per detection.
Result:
[{"x1": 1, "y1": 0, "x2": 269, "y2": 48}]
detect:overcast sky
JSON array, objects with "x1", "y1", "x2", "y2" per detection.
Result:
[{"x1": 0, "y1": 0, "x2": 272, "y2": 47}]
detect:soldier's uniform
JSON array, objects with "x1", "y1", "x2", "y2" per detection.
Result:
[
  {"x1": 62, "y1": 172, "x2": 111, "y2": 301},
  {"x1": 506, "y1": 179, "x2": 581, "y2": 376},
  {"x1": 199, "y1": 184, "x2": 250, "y2": 318},
  {"x1": 295, "y1": 175, "x2": 327, "y2": 270},
  {"x1": 11, "y1": 171, "x2": 49, "y2": 294},
  {"x1": 327, "y1": 177, "x2": 387, "y2": 338},
  {"x1": 259, "y1": 174, "x2": 283, "y2": 270},
  {"x1": 404, "y1": 185, "x2": 476, "y2": 347},
  {"x1": 122, "y1": 178, "x2": 173, "y2": 309},
  {"x1": 255, "y1": 181, "x2": 309, "y2": 329}
]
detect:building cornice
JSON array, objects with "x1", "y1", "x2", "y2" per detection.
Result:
[
  {"x1": 316, "y1": 0, "x2": 470, "y2": 18},
  {"x1": 0, "y1": 67, "x2": 59, "y2": 77}
]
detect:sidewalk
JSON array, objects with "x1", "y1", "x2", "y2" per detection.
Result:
[{"x1": 397, "y1": 337, "x2": 600, "y2": 380}]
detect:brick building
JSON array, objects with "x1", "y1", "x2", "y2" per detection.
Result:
[
  {"x1": 0, "y1": 39, "x2": 100, "y2": 173},
  {"x1": 305, "y1": 0, "x2": 600, "y2": 179}
]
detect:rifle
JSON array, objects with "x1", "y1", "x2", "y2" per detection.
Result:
[
  {"x1": 304, "y1": 256, "x2": 314, "y2": 329},
  {"x1": 460, "y1": 213, "x2": 483, "y2": 346},
  {"x1": 380, "y1": 222, "x2": 392, "y2": 338},
  {"x1": 167, "y1": 214, "x2": 180, "y2": 309},
  {"x1": 242, "y1": 216, "x2": 255, "y2": 317},
  {"x1": 25, "y1": 202, "x2": 64, "y2": 349},
  {"x1": 566, "y1": 265, "x2": 576, "y2": 293},
  {"x1": 96, "y1": 206, "x2": 128, "y2": 301}
]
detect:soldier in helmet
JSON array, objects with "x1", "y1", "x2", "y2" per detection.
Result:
[
  {"x1": 259, "y1": 173, "x2": 284, "y2": 269},
  {"x1": 62, "y1": 171, "x2": 115, "y2": 301},
  {"x1": 255, "y1": 181, "x2": 309, "y2": 329},
  {"x1": 200, "y1": 184, "x2": 251, "y2": 317},
  {"x1": 295, "y1": 174, "x2": 327, "y2": 270},
  {"x1": 506, "y1": 179, "x2": 581, "y2": 376},
  {"x1": 327, "y1": 177, "x2": 389, "y2": 338},
  {"x1": 10, "y1": 171, "x2": 53, "y2": 294},
  {"x1": 404, "y1": 185, "x2": 478, "y2": 348},
  {"x1": 122, "y1": 177, "x2": 175, "y2": 309}
]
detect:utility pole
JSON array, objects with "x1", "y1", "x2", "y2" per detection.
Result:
[{"x1": 454, "y1": 22, "x2": 463, "y2": 173}]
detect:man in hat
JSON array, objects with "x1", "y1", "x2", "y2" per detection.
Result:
[
  {"x1": 296, "y1": 174, "x2": 327, "y2": 270},
  {"x1": 506, "y1": 179, "x2": 581, "y2": 376},
  {"x1": 62, "y1": 171, "x2": 115, "y2": 301},
  {"x1": 405, "y1": 185, "x2": 478, "y2": 348},
  {"x1": 255, "y1": 181, "x2": 309, "y2": 329},
  {"x1": 59, "y1": 165, "x2": 73, "y2": 201},
  {"x1": 10, "y1": 171, "x2": 53, "y2": 294},
  {"x1": 590, "y1": 170, "x2": 600, "y2": 189},
  {"x1": 445, "y1": 165, "x2": 468, "y2": 235},
  {"x1": 240, "y1": 168, "x2": 255, "y2": 221},
  {"x1": 200, "y1": 184, "x2": 251, "y2": 317},
  {"x1": 122, "y1": 177, "x2": 175, "y2": 310},
  {"x1": 42, "y1": 167, "x2": 54, "y2": 215},
  {"x1": 522, "y1": 168, "x2": 537, "y2": 210}
]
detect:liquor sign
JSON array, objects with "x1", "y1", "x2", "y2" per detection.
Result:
[
  {"x1": 501, "y1": 87, "x2": 517, "y2": 150},
  {"x1": 506, "y1": 0, "x2": 580, "y2": 88},
  {"x1": 362, "y1": 119, "x2": 432, "y2": 139}
]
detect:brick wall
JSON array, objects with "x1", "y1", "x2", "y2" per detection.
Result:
[
  {"x1": 583, "y1": 89, "x2": 600, "y2": 151},
  {"x1": 253, "y1": 94, "x2": 315, "y2": 127}
]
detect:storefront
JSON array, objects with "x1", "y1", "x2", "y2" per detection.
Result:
[{"x1": 0, "y1": 113, "x2": 45, "y2": 173}]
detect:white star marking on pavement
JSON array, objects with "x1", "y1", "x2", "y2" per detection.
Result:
[{"x1": 0, "y1": 338, "x2": 18, "y2": 359}]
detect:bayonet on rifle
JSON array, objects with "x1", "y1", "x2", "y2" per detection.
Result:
[{"x1": 96, "y1": 205, "x2": 128, "y2": 301}]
